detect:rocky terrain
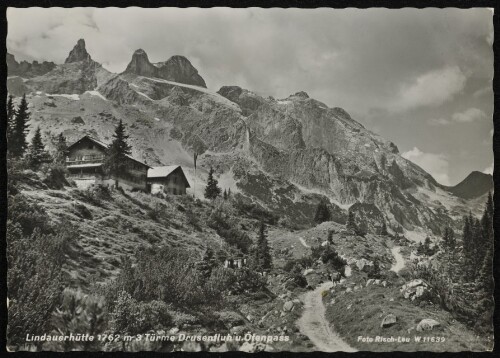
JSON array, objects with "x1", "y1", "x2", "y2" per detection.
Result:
[{"x1": 7, "y1": 38, "x2": 490, "y2": 239}]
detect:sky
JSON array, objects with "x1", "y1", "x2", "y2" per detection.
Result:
[{"x1": 7, "y1": 7, "x2": 494, "y2": 185}]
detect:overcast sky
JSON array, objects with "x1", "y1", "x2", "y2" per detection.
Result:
[{"x1": 7, "y1": 7, "x2": 494, "y2": 185}]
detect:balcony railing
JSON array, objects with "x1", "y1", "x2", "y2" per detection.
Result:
[{"x1": 66, "y1": 155, "x2": 105, "y2": 165}]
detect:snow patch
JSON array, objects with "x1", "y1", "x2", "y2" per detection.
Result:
[
  {"x1": 217, "y1": 167, "x2": 240, "y2": 194},
  {"x1": 299, "y1": 237, "x2": 310, "y2": 248},
  {"x1": 84, "y1": 91, "x2": 107, "y2": 101},
  {"x1": 390, "y1": 246, "x2": 405, "y2": 273},
  {"x1": 404, "y1": 229, "x2": 428, "y2": 243},
  {"x1": 154, "y1": 117, "x2": 161, "y2": 122},
  {"x1": 47, "y1": 93, "x2": 80, "y2": 100},
  {"x1": 139, "y1": 76, "x2": 241, "y2": 112},
  {"x1": 135, "y1": 90, "x2": 153, "y2": 101}
]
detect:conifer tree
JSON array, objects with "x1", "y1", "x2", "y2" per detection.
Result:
[
  {"x1": 486, "y1": 191, "x2": 493, "y2": 219},
  {"x1": 223, "y1": 189, "x2": 228, "y2": 200},
  {"x1": 346, "y1": 211, "x2": 357, "y2": 232},
  {"x1": 461, "y1": 214, "x2": 474, "y2": 281},
  {"x1": 227, "y1": 188, "x2": 231, "y2": 197},
  {"x1": 104, "y1": 120, "x2": 132, "y2": 187},
  {"x1": 28, "y1": 127, "x2": 48, "y2": 169},
  {"x1": 327, "y1": 230, "x2": 334, "y2": 245},
  {"x1": 54, "y1": 132, "x2": 69, "y2": 164},
  {"x1": 442, "y1": 227, "x2": 457, "y2": 281},
  {"x1": 423, "y1": 237, "x2": 433, "y2": 256},
  {"x1": 11, "y1": 94, "x2": 30, "y2": 158},
  {"x1": 204, "y1": 167, "x2": 221, "y2": 200},
  {"x1": 252, "y1": 221, "x2": 272, "y2": 273},
  {"x1": 379, "y1": 221, "x2": 388, "y2": 236},
  {"x1": 198, "y1": 248, "x2": 216, "y2": 279},
  {"x1": 314, "y1": 200, "x2": 331, "y2": 224},
  {"x1": 471, "y1": 217, "x2": 483, "y2": 276},
  {"x1": 7, "y1": 95, "x2": 15, "y2": 148}
]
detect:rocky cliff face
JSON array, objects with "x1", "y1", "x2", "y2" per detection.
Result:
[
  {"x1": 7, "y1": 52, "x2": 56, "y2": 78},
  {"x1": 123, "y1": 49, "x2": 207, "y2": 87},
  {"x1": 6, "y1": 39, "x2": 482, "y2": 236}
]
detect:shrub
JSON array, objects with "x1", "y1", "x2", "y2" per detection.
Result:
[
  {"x1": 41, "y1": 163, "x2": 68, "y2": 189},
  {"x1": 207, "y1": 200, "x2": 252, "y2": 253},
  {"x1": 111, "y1": 291, "x2": 172, "y2": 335},
  {"x1": 47, "y1": 289, "x2": 106, "y2": 351}
]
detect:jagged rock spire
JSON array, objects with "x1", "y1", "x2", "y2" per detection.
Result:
[{"x1": 65, "y1": 39, "x2": 92, "y2": 63}]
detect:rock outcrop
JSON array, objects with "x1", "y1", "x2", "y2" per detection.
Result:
[
  {"x1": 123, "y1": 49, "x2": 207, "y2": 87},
  {"x1": 65, "y1": 39, "x2": 93, "y2": 63}
]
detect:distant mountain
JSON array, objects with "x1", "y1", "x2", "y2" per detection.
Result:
[
  {"x1": 447, "y1": 171, "x2": 493, "y2": 199},
  {"x1": 7, "y1": 52, "x2": 56, "y2": 78}
]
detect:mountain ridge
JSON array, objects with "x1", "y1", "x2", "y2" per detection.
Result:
[{"x1": 6, "y1": 39, "x2": 487, "y2": 237}]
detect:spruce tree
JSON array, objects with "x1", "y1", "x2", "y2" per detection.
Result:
[
  {"x1": 461, "y1": 214, "x2": 473, "y2": 281},
  {"x1": 346, "y1": 211, "x2": 357, "y2": 232},
  {"x1": 379, "y1": 221, "x2": 388, "y2": 236},
  {"x1": 103, "y1": 120, "x2": 132, "y2": 187},
  {"x1": 314, "y1": 200, "x2": 331, "y2": 224},
  {"x1": 442, "y1": 227, "x2": 457, "y2": 281},
  {"x1": 7, "y1": 95, "x2": 15, "y2": 149},
  {"x1": 223, "y1": 189, "x2": 228, "y2": 200},
  {"x1": 198, "y1": 248, "x2": 216, "y2": 279},
  {"x1": 253, "y1": 221, "x2": 272, "y2": 273},
  {"x1": 327, "y1": 230, "x2": 334, "y2": 245},
  {"x1": 28, "y1": 127, "x2": 48, "y2": 169},
  {"x1": 423, "y1": 237, "x2": 433, "y2": 256},
  {"x1": 11, "y1": 94, "x2": 30, "y2": 158},
  {"x1": 486, "y1": 191, "x2": 493, "y2": 219},
  {"x1": 204, "y1": 167, "x2": 221, "y2": 200},
  {"x1": 54, "y1": 133, "x2": 69, "y2": 164},
  {"x1": 227, "y1": 188, "x2": 231, "y2": 197}
]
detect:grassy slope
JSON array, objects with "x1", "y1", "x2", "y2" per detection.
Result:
[{"x1": 19, "y1": 180, "x2": 223, "y2": 287}]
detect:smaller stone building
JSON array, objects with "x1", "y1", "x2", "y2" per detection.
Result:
[{"x1": 147, "y1": 165, "x2": 190, "y2": 195}]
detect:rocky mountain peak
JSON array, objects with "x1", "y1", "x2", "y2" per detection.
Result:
[
  {"x1": 65, "y1": 39, "x2": 92, "y2": 63},
  {"x1": 124, "y1": 48, "x2": 157, "y2": 77},
  {"x1": 155, "y1": 55, "x2": 207, "y2": 88}
]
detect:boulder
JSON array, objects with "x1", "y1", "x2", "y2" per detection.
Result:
[
  {"x1": 219, "y1": 311, "x2": 245, "y2": 327},
  {"x1": 400, "y1": 279, "x2": 429, "y2": 301},
  {"x1": 210, "y1": 343, "x2": 229, "y2": 352},
  {"x1": 416, "y1": 319, "x2": 440, "y2": 332},
  {"x1": 356, "y1": 258, "x2": 373, "y2": 271},
  {"x1": 182, "y1": 341, "x2": 202, "y2": 352},
  {"x1": 380, "y1": 314, "x2": 397, "y2": 328},
  {"x1": 283, "y1": 301, "x2": 294, "y2": 312},
  {"x1": 230, "y1": 325, "x2": 246, "y2": 335},
  {"x1": 303, "y1": 268, "x2": 315, "y2": 276},
  {"x1": 366, "y1": 279, "x2": 375, "y2": 286}
]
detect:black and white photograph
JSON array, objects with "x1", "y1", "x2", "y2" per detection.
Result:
[{"x1": 4, "y1": 6, "x2": 495, "y2": 352}]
